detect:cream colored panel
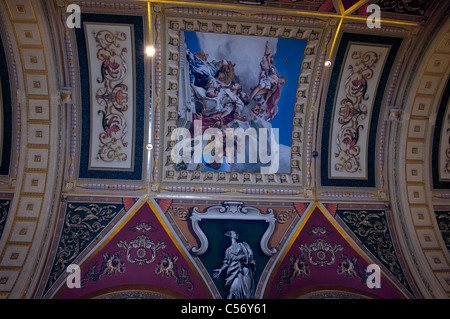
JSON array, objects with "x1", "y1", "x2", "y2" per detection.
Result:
[
  {"x1": 411, "y1": 96, "x2": 433, "y2": 117},
  {"x1": 21, "y1": 48, "x2": 45, "y2": 71},
  {"x1": 5, "y1": 0, "x2": 35, "y2": 20},
  {"x1": 14, "y1": 23, "x2": 41, "y2": 45},
  {"x1": 0, "y1": 246, "x2": 29, "y2": 267},
  {"x1": 417, "y1": 75, "x2": 441, "y2": 95},
  {"x1": 425, "y1": 251, "x2": 449, "y2": 271},
  {"x1": 10, "y1": 221, "x2": 36, "y2": 242},
  {"x1": 407, "y1": 185, "x2": 426, "y2": 204},
  {"x1": 406, "y1": 142, "x2": 424, "y2": 161},
  {"x1": 25, "y1": 74, "x2": 48, "y2": 95},
  {"x1": 438, "y1": 99, "x2": 450, "y2": 181},
  {"x1": 0, "y1": 271, "x2": 19, "y2": 292},
  {"x1": 27, "y1": 124, "x2": 49, "y2": 144},
  {"x1": 436, "y1": 31, "x2": 450, "y2": 53},
  {"x1": 426, "y1": 53, "x2": 449, "y2": 74},
  {"x1": 85, "y1": 23, "x2": 135, "y2": 170},
  {"x1": 416, "y1": 229, "x2": 440, "y2": 249},
  {"x1": 28, "y1": 99, "x2": 49, "y2": 120},
  {"x1": 436, "y1": 273, "x2": 450, "y2": 292},
  {"x1": 329, "y1": 44, "x2": 390, "y2": 179},
  {"x1": 410, "y1": 207, "x2": 432, "y2": 226},
  {"x1": 26, "y1": 148, "x2": 48, "y2": 169},
  {"x1": 406, "y1": 163, "x2": 424, "y2": 182},
  {"x1": 17, "y1": 197, "x2": 42, "y2": 218},
  {"x1": 23, "y1": 172, "x2": 46, "y2": 193},
  {"x1": 408, "y1": 119, "x2": 427, "y2": 139}
]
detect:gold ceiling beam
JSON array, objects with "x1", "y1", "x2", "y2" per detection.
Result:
[
  {"x1": 328, "y1": 17, "x2": 344, "y2": 61},
  {"x1": 147, "y1": 1, "x2": 152, "y2": 43}
]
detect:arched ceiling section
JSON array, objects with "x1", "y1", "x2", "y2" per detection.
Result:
[
  {"x1": 0, "y1": 0, "x2": 447, "y2": 300},
  {"x1": 390, "y1": 14, "x2": 450, "y2": 298},
  {"x1": 0, "y1": 0, "x2": 65, "y2": 298}
]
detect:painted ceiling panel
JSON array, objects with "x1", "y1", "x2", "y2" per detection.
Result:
[
  {"x1": 39, "y1": 196, "x2": 417, "y2": 299},
  {"x1": 0, "y1": 31, "x2": 13, "y2": 177},
  {"x1": 73, "y1": 13, "x2": 146, "y2": 182},
  {"x1": 432, "y1": 76, "x2": 450, "y2": 189},
  {"x1": 0, "y1": 195, "x2": 12, "y2": 242},
  {"x1": 320, "y1": 32, "x2": 402, "y2": 189},
  {"x1": 432, "y1": 205, "x2": 450, "y2": 253},
  {"x1": 334, "y1": 206, "x2": 414, "y2": 294},
  {"x1": 156, "y1": 198, "x2": 311, "y2": 298},
  {"x1": 51, "y1": 199, "x2": 211, "y2": 299},
  {"x1": 152, "y1": 3, "x2": 327, "y2": 197},
  {"x1": 38, "y1": 196, "x2": 138, "y2": 298},
  {"x1": 266, "y1": 205, "x2": 404, "y2": 298}
]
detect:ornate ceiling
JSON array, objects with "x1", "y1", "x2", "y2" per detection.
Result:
[{"x1": 0, "y1": 0, "x2": 448, "y2": 301}]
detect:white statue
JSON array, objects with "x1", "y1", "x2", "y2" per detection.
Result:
[{"x1": 213, "y1": 230, "x2": 256, "y2": 299}]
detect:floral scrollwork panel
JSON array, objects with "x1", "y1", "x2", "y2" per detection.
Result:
[
  {"x1": 85, "y1": 23, "x2": 135, "y2": 170},
  {"x1": 338, "y1": 210, "x2": 411, "y2": 290},
  {"x1": 321, "y1": 33, "x2": 402, "y2": 188},
  {"x1": 434, "y1": 211, "x2": 450, "y2": 252},
  {"x1": 0, "y1": 200, "x2": 11, "y2": 241},
  {"x1": 438, "y1": 100, "x2": 450, "y2": 181},
  {"x1": 330, "y1": 45, "x2": 390, "y2": 179},
  {"x1": 44, "y1": 203, "x2": 124, "y2": 293}
]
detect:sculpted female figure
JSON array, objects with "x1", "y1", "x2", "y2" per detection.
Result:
[{"x1": 213, "y1": 230, "x2": 256, "y2": 299}]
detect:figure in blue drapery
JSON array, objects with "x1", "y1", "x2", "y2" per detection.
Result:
[{"x1": 186, "y1": 48, "x2": 234, "y2": 98}]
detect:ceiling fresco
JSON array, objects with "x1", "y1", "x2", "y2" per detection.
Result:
[
  {"x1": 59, "y1": 0, "x2": 427, "y2": 199},
  {"x1": 0, "y1": 0, "x2": 448, "y2": 301},
  {"x1": 154, "y1": 5, "x2": 323, "y2": 194}
]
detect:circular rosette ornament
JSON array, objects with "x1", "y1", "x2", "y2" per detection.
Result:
[
  {"x1": 117, "y1": 234, "x2": 167, "y2": 265},
  {"x1": 299, "y1": 238, "x2": 343, "y2": 267}
]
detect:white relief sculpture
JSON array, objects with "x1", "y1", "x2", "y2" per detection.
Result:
[{"x1": 213, "y1": 230, "x2": 256, "y2": 299}]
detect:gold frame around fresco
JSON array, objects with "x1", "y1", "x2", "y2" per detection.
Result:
[{"x1": 149, "y1": 2, "x2": 330, "y2": 197}]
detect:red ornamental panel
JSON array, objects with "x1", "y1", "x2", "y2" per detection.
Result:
[
  {"x1": 56, "y1": 201, "x2": 210, "y2": 299},
  {"x1": 265, "y1": 206, "x2": 405, "y2": 299}
]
